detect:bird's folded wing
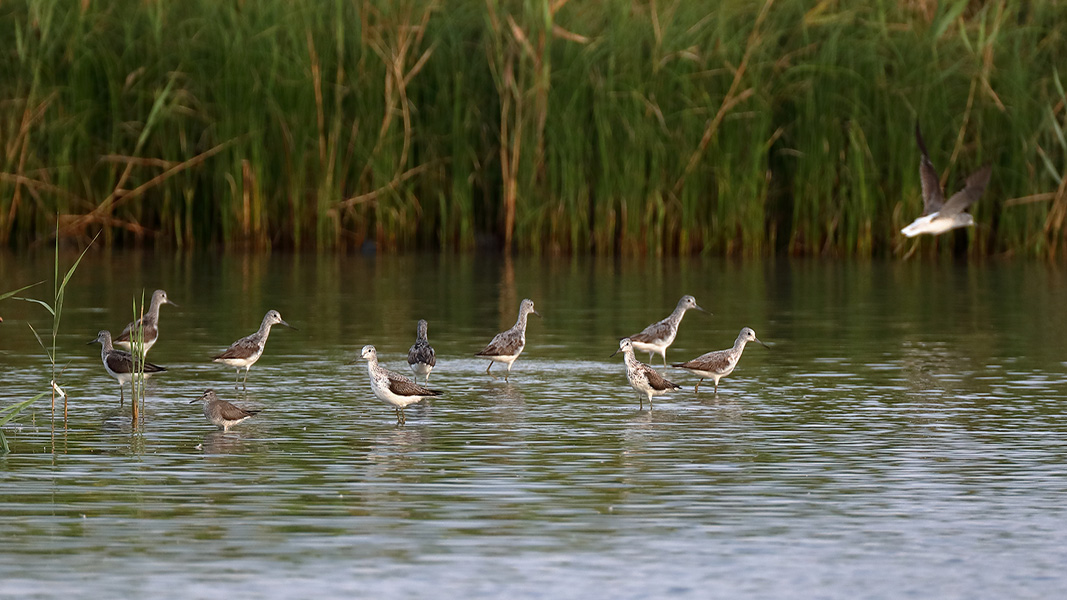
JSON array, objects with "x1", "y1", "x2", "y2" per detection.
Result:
[
  {"x1": 477, "y1": 331, "x2": 520, "y2": 356},
  {"x1": 214, "y1": 336, "x2": 259, "y2": 360},
  {"x1": 629, "y1": 320, "x2": 670, "y2": 344},
  {"x1": 387, "y1": 372, "x2": 441, "y2": 396},
  {"x1": 643, "y1": 365, "x2": 680, "y2": 391}
]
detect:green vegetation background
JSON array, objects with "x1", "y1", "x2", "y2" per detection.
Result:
[{"x1": 2, "y1": 0, "x2": 1066, "y2": 257}]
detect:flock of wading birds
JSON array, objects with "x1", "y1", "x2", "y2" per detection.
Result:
[
  {"x1": 80, "y1": 121, "x2": 990, "y2": 427},
  {"x1": 88, "y1": 292, "x2": 763, "y2": 427}
]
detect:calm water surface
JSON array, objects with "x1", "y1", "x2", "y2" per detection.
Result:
[{"x1": 2, "y1": 253, "x2": 1066, "y2": 599}]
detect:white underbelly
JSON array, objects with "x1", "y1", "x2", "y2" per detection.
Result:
[{"x1": 901, "y1": 214, "x2": 962, "y2": 237}]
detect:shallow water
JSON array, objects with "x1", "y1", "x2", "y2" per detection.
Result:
[{"x1": 2, "y1": 253, "x2": 1067, "y2": 599}]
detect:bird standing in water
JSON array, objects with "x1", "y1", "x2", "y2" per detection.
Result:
[
  {"x1": 212, "y1": 310, "x2": 294, "y2": 388},
  {"x1": 672, "y1": 327, "x2": 768, "y2": 393},
  {"x1": 475, "y1": 298, "x2": 540, "y2": 381},
  {"x1": 190, "y1": 389, "x2": 261, "y2": 431},
  {"x1": 407, "y1": 319, "x2": 436, "y2": 382},
  {"x1": 88, "y1": 330, "x2": 166, "y2": 406},
  {"x1": 114, "y1": 289, "x2": 178, "y2": 357},
  {"x1": 612, "y1": 338, "x2": 682, "y2": 410},
  {"x1": 625, "y1": 295, "x2": 706, "y2": 367}
]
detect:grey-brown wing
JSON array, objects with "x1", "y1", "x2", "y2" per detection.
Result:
[
  {"x1": 387, "y1": 372, "x2": 442, "y2": 397},
  {"x1": 116, "y1": 319, "x2": 157, "y2": 344},
  {"x1": 408, "y1": 341, "x2": 436, "y2": 366},
  {"x1": 217, "y1": 400, "x2": 260, "y2": 420},
  {"x1": 915, "y1": 123, "x2": 944, "y2": 216},
  {"x1": 476, "y1": 330, "x2": 522, "y2": 357},
  {"x1": 674, "y1": 349, "x2": 731, "y2": 373},
  {"x1": 214, "y1": 335, "x2": 260, "y2": 360},
  {"x1": 105, "y1": 350, "x2": 136, "y2": 375},
  {"x1": 642, "y1": 364, "x2": 681, "y2": 391},
  {"x1": 938, "y1": 164, "x2": 991, "y2": 218},
  {"x1": 629, "y1": 319, "x2": 671, "y2": 344}
]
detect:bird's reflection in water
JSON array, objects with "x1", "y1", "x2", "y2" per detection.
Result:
[
  {"x1": 200, "y1": 430, "x2": 250, "y2": 455},
  {"x1": 484, "y1": 380, "x2": 526, "y2": 424},
  {"x1": 365, "y1": 425, "x2": 429, "y2": 477},
  {"x1": 901, "y1": 339, "x2": 968, "y2": 394},
  {"x1": 698, "y1": 391, "x2": 746, "y2": 424},
  {"x1": 100, "y1": 408, "x2": 133, "y2": 434}
]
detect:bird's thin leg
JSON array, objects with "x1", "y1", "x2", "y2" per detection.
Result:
[
  {"x1": 662, "y1": 352, "x2": 667, "y2": 368},
  {"x1": 485, "y1": 361, "x2": 493, "y2": 375},
  {"x1": 695, "y1": 379, "x2": 703, "y2": 393},
  {"x1": 120, "y1": 385, "x2": 125, "y2": 407},
  {"x1": 234, "y1": 369, "x2": 240, "y2": 388},
  {"x1": 648, "y1": 394, "x2": 654, "y2": 410},
  {"x1": 714, "y1": 380, "x2": 719, "y2": 394}
]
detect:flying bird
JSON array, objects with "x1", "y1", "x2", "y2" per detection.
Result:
[{"x1": 901, "y1": 122, "x2": 992, "y2": 238}]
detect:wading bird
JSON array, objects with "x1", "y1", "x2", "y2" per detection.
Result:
[
  {"x1": 672, "y1": 327, "x2": 768, "y2": 393},
  {"x1": 476, "y1": 298, "x2": 540, "y2": 381},
  {"x1": 212, "y1": 310, "x2": 294, "y2": 388},
  {"x1": 612, "y1": 338, "x2": 682, "y2": 410},
  {"x1": 359, "y1": 345, "x2": 442, "y2": 425},
  {"x1": 624, "y1": 295, "x2": 706, "y2": 367}
]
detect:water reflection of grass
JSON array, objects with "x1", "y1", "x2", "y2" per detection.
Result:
[{"x1": 1, "y1": 1, "x2": 1066, "y2": 257}]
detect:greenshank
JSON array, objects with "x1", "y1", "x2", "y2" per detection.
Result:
[
  {"x1": 190, "y1": 389, "x2": 261, "y2": 431},
  {"x1": 212, "y1": 309, "x2": 294, "y2": 388},
  {"x1": 611, "y1": 337, "x2": 682, "y2": 410},
  {"x1": 626, "y1": 295, "x2": 706, "y2": 367},
  {"x1": 407, "y1": 319, "x2": 436, "y2": 382},
  {"x1": 901, "y1": 122, "x2": 992, "y2": 237},
  {"x1": 475, "y1": 298, "x2": 540, "y2": 380},
  {"x1": 672, "y1": 327, "x2": 767, "y2": 393},
  {"x1": 114, "y1": 289, "x2": 178, "y2": 356},
  {"x1": 88, "y1": 330, "x2": 166, "y2": 406},
  {"x1": 360, "y1": 345, "x2": 442, "y2": 425}
]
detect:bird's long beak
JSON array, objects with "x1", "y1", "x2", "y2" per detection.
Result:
[
  {"x1": 168, "y1": 299, "x2": 180, "y2": 308},
  {"x1": 754, "y1": 337, "x2": 770, "y2": 349},
  {"x1": 281, "y1": 319, "x2": 297, "y2": 330},
  {"x1": 86, "y1": 338, "x2": 98, "y2": 345},
  {"x1": 188, "y1": 398, "x2": 201, "y2": 404},
  {"x1": 532, "y1": 309, "x2": 542, "y2": 318},
  {"x1": 694, "y1": 304, "x2": 711, "y2": 315},
  {"x1": 610, "y1": 348, "x2": 621, "y2": 358}
]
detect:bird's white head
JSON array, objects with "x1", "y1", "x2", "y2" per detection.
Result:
[
  {"x1": 265, "y1": 310, "x2": 293, "y2": 329},
  {"x1": 361, "y1": 345, "x2": 377, "y2": 360},
  {"x1": 679, "y1": 295, "x2": 706, "y2": 313},
  {"x1": 520, "y1": 298, "x2": 540, "y2": 318},
  {"x1": 611, "y1": 337, "x2": 633, "y2": 358},
  {"x1": 739, "y1": 327, "x2": 769, "y2": 348}
]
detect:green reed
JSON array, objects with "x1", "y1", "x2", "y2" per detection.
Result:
[
  {"x1": 1, "y1": 0, "x2": 1066, "y2": 257},
  {"x1": 0, "y1": 232, "x2": 94, "y2": 453}
]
